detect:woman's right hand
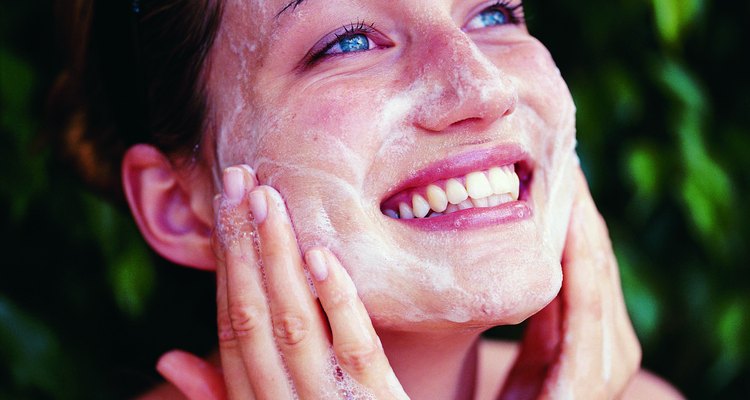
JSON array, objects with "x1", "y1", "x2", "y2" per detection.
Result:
[
  {"x1": 159, "y1": 165, "x2": 409, "y2": 400},
  {"x1": 499, "y1": 167, "x2": 642, "y2": 400}
]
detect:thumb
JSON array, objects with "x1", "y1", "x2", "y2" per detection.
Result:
[
  {"x1": 498, "y1": 297, "x2": 562, "y2": 400},
  {"x1": 157, "y1": 350, "x2": 227, "y2": 400}
]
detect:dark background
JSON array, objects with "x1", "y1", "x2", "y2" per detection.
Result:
[{"x1": 1, "y1": 1, "x2": 748, "y2": 398}]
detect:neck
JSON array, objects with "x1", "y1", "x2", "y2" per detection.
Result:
[{"x1": 378, "y1": 328, "x2": 483, "y2": 400}]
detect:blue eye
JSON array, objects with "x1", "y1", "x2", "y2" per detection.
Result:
[
  {"x1": 328, "y1": 33, "x2": 370, "y2": 54},
  {"x1": 305, "y1": 20, "x2": 392, "y2": 66},
  {"x1": 478, "y1": 10, "x2": 508, "y2": 27},
  {"x1": 465, "y1": 1, "x2": 524, "y2": 31}
]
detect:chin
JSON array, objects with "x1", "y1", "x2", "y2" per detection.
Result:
[{"x1": 350, "y1": 228, "x2": 564, "y2": 332}]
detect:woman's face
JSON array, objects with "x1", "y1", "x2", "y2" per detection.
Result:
[{"x1": 206, "y1": 0, "x2": 578, "y2": 330}]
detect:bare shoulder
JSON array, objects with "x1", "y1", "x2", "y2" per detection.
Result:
[{"x1": 477, "y1": 339, "x2": 684, "y2": 400}]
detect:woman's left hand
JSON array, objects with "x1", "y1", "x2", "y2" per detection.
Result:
[
  {"x1": 500, "y1": 167, "x2": 642, "y2": 399},
  {"x1": 155, "y1": 165, "x2": 409, "y2": 400}
]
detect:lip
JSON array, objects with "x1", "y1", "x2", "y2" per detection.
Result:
[{"x1": 379, "y1": 143, "x2": 534, "y2": 231}]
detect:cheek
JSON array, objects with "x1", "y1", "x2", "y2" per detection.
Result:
[
  {"x1": 511, "y1": 43, "x2": 578, "y2": 258},
  {"x1": 249, "y1": 87, "x2": 391, "y2": 251},
  {"x1": 260, "y1": 87, "x2": 385, "y2": 183}
]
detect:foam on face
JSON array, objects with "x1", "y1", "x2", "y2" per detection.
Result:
[
  {"x1": 208, "y1": 2, "x2": 579, "y2": 327},
  {"x1": 254, "y1": 71, "x2": 509, "y2": 323}
]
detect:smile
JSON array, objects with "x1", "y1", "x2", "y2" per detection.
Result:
[
  {"x1": 379, "y1": 145, "x2": 534, "y2": 229},
  {"x1": 381, "y1": 164, "x2": 525, "y2": 219}
]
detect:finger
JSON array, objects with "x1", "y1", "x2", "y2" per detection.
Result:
[
  {"x1": 520, "y1": 296, "x2": 561, "y2": 365},
  {"x1": 550, "y1": 176, "x2": 606, "y2": 387},
  {"x1": 248, "y1": 186, "x2": 334, "y2": 398},
  {"x1": 156, "y1": 350, "x2": 226, "y2": 400},
  {"x1": 570, "y1": 170, "x2": 642, "y2": 390},
  {"x1": 305, "y1": 247, "x2": 409, "y2": 399},
  {"x1": 543, "y1": 167, "x2": 636, "y2": 398},
  {"x1": 499, "y1": 297, "x2": 561, "y2": 400},
  {"x1": 217, "y1": 166, "x2": 294, "y2": 400},
  {"x1": 215, "y1": 223, "x2": 255, "y2": 399}
]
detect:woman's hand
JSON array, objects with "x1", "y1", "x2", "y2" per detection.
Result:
[
  {"x1": 499, "y1": 167, "x2": 642, "y2": 400},
  {"x1": 159, "y1": 165, "x2": 409, "y2": 400}
]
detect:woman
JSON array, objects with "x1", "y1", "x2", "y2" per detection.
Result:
[{"x1": 54, "y1": 0, "x2": 681, "y2": 398}]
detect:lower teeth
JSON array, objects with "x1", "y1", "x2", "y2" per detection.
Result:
[{"x1": 386, "y1": 193, "x2": 516, "y2": 220}]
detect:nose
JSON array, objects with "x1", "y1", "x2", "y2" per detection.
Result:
[{"x1": 410, "y1": 28, "x2": 517, "y2": 133}]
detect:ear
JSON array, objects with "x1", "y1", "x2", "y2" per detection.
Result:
[{"x1": 122, "y1": 144, "x2": 216, "y2": 271}]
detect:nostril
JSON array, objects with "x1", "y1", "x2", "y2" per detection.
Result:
[
  {"x1": 502, "y1": 92, "x2": 518, "y2": 117},
  {"x1": 450, "y1": 117, "x2": 484, "y2": 129}
]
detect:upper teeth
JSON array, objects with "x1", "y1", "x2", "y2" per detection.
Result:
[{"x1": 383, "y1": 164, "x2": 521, "y2": 219}]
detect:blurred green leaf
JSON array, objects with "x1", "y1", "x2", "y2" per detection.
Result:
[
  {"x1": 708, "y1": 299, "x2": 747, "y2": 390},
  {"x1": 0, "y1": 48, "x2": 46, "y2": 223},
  {"x1": 652, "y1": 0, "x2": 703, "y2": 45},
  {"x1": 658, "y1": 59, "x2": 705, "y2": 111},
  {"x1": 657, "y1": 58, "x2": 734, "y2": 254},
  {"x1": 653, "y1": 0, "x2": 680, "y2": 44},
  {"x1": 717, "y1": 300, "x2": 745, "y2": 356},
  {"x1": 617, "y1": 247, "x2": 662, "y2": 345},
  {"x1": 109, "y1": 239, "x2": 156, "y2": 318},
  {"x1": 625, "y1": 143, "x2": 661, "y2": 217},
  {"x1": 0, "y1": 49, "x2": 34, "y2": 126},
  {"x1": 604, "y1": 65, "x2": 643, "y2": 124},
  {"x1": 83, "y1": 194, "x2": 156, "y2": 319},
  {"x1": 0, "y1": 296, "x2": 80, "y2": 398}
]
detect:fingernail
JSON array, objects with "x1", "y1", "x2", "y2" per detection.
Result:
[
  {"x1": 223, "y1": 167, "x2": 244, "y2": 204},
  {"x1": 239, "y1": 164, "x2": 258, "y2": 188},
  {"x1": 156, "y1": 349, "x2": 186, "y2": 378},
  {"x1": 249, "y1": 189, "x2": 268, "y2": 224},
  {"x1": 306, "y1": 249, "x2": 329, "y2": 282},
  {"x1": 212, "y1": 194, "x2": 222, "y2": 212}
]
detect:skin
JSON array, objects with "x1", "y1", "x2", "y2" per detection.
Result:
[
  {"x1": 208, "y1": 0, "x2": 576, "y2": 330},
  {"x1": 121, "y1": 0, "x2": 683, "y2": 398}
]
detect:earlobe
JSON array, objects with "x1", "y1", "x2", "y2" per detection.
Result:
[{"x1": 122, "y1": 144, "x2": 216, "y2": 271}]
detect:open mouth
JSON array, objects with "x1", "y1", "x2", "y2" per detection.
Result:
[{"x1": 380, "y1": 158, "x2": 532, "y2": 221}]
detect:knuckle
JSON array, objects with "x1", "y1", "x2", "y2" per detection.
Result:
[
  {"x1": 227, "y1": 302, "x2": 265, "y2": 337},
  {"x1": 272, "y1": 312, "x2": 310, "y2": 347},
  {"x1": 217, "y1": 313, "x2": 237, "y2": 344},
  {"x1": 336, "y1": 342, "x2": 379, "y2": 375}
]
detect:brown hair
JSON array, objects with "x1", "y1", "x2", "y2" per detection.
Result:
[{"x1": 48, "y1": 0, "x2": 224, "y2": 201}]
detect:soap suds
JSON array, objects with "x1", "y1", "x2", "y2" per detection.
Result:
[
  {"x1": 320, "y1": 347, "x2": 376, "y2": 400},
  {"x1": 207, "y1": 5, "x2": 580, "y2": 328}
]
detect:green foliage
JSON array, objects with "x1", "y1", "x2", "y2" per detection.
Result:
[
  {"x1": 652, "y1": 0, "x2": 703, "y2": 46},
  {"x1": 0, "y1": 296, "x2": 81, "y2": 398},
  {"x1": 1, "y1": 0, "x2": 748, "y2": 399},
  {"x1": 527, "y1": 0, "x2": 749, "y2": 397},
  {"x1": 83, "y1": 194, "x2": 156, "y2": 319}
]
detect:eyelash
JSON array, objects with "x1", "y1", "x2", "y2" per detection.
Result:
[
  {"x1": 483, "y1": 0, "x2": 525, "y2": 25},
  {"x1": 304, "y1": 1, "x2": 525, "y2": 66},
  {"x1": 304, "y1": 20, "x2": 380, "y2": 66}
]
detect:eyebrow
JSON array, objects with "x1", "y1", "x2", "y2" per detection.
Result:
[{"x1": 276, "y1": 0, "x2": 308, "y2": 18}]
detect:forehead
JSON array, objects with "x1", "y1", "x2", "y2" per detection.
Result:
[
  {"x1": 221, "y1": 0, "x2": 306, "y2": 27},
  {"x1": 215, "y1": 0, "x2": 307, "y2": 55}
]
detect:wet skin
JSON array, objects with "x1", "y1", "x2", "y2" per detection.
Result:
[{"x1": 205, "y1": 0, "x2": 577, "y2": 333}]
